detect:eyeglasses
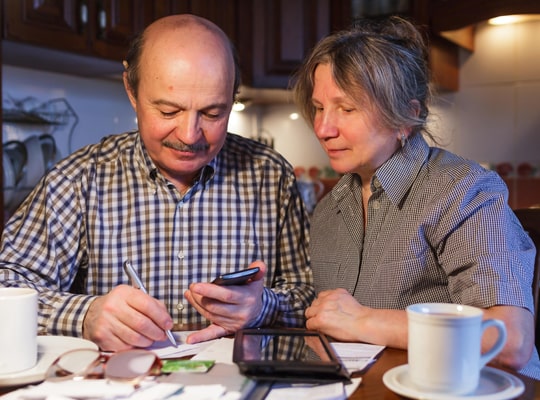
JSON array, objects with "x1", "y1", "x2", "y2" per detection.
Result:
[{"x1": 45, "y1": 348, "x2": 162, "y2": 387}]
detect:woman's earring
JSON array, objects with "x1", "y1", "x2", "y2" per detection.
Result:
[{"x1": 400, "y1": 133, "x2": 407, "y2": 148}]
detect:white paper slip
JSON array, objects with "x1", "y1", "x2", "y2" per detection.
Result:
[
  {"x1": 161, "y1": 362, "x2": 258, "y2": 400},
  {"x1": 147, "y1": 331, "x2": 215, "y2": 359},
  {"x1": 331, "y1": 342, "x2": 385, "y2": 374},
  {"x1": 163, "y1": 384, "x2": 227, "y2": 400},
  {"x1": 191, "y1": 337, "x2": 235, "y2": 364}
]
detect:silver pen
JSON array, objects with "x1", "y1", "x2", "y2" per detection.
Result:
[{"x1": 123, "y1": 259, "x2": 178, "y2": 347}]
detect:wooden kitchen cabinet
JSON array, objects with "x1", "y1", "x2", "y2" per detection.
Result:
[
  {"x1": 2, "y1": 0, "x2": 162, "y2": 62},
  {"x1": 237, "y1": 0, "x2": 336, "y2": 89},
  {"x1": 1, "y1": 0, "x2": 248, "y2": 77},
  {"x1": 0, "y1": 0, "x2": 460, "y2": 90}
]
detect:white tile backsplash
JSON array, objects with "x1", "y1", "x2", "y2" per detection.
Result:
[
  {"x1": 516, "y1": 20, "x2": 540, "y2": 81},
  {"x1": 515, "y1": 81, "x2": 540, "y2": 161},
  {"x1": 460, "y1": 22, "x2": 518, "y2": 85}
]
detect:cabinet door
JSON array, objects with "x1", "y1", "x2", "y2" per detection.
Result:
[
  {"x1": 3, "y1": 0, "x2": 150, "y2": 62},
  {"x1": 242, "y1": 0, "x2": 332, "y2": 89},
  {"x1": 90, "y1": 0, "x2": 144, "y2": 61},
  {"x1": 4, "y1": 0, "x2": 88, "y2": 53},
  {"x1": 165, "y1": 0, "x2": 242, "y2": 52}
]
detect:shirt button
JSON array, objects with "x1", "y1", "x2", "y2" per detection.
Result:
[
  {"x1": 372, "y1": 200, "x2": 380, "y2": 210},
  {"x1": 373, "y1": 179, "x2": 381, "y2": 188},
  {"x1": 177, "y1": 251, "x2": 185, "y2": 259},
  {"x1": 176, "y1": 303, "x2": 184, "y2": 311}
]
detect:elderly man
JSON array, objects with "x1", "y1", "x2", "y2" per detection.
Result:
[{"x1": 0, "y1": 14, "x2": 313, "y2": 351}]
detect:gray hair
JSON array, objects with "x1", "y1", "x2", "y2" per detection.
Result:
[{"x1": 293, "y1": 16, "x2": 434, "y2": 140}]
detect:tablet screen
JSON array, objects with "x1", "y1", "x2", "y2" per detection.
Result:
[{"x1": 233, "y1": 328, "x2": 350, "y2": 382}]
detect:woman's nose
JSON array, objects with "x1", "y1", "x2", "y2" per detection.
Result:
[{"x1": 315, "y1": 112, "x2": 338, "y2": 140}]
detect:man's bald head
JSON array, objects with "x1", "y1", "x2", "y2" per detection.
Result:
[{"x1": 123, "y1": 14, "x2": 240, "y2": 100}]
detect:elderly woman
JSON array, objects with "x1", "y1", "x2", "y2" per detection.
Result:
[{"x1": 293, "y1": 15, "x2": 540, "y2": 379}]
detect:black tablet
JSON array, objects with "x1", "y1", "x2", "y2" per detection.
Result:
[{"x1": 233, "y1": 328, "x2": 350, "y2": 383}]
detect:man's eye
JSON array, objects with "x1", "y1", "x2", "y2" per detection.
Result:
[
  {"x1": 204, "y1": 112, "x2": 221, "y2": 119},
  {"x1": 161, "y1": 111, "x2": 177, "y2": 117}
]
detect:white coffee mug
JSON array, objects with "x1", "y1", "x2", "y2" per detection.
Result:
[
  {"x1": 0, "y1": 288, "x2": 38, "y2": 374},
  {"x1": 407, "y1": 303, "x2": 507, "y2": 395}
]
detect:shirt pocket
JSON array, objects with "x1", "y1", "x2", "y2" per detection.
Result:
[{"x1": 206, "y1": 240, "x2": 261, "y2": 272}]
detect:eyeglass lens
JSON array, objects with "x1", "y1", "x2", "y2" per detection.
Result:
[
  {"x1": 46, "y1": 348, "x2": 161, "y2": 384},
  {"x1": 47, "y1": 349, "x2": 102, "y2": 379},
  {"x1": 106, "y1": 349, "x2": 160, "y2": 381}
]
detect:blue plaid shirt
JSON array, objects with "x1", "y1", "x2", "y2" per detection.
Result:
[{"x1": 0, "y1": 131, "x2": 314, "y2": 337}]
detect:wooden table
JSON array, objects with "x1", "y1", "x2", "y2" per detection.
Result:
[{"x1": 349, "y1": 347, "x2": 540, "y2": 399}]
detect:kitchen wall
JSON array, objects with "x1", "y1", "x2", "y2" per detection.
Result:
[
  {"x1": 2, "y1": 65, "x2": 136, "y2": 158},
  {"x1": 3, "y1": 19, "x2": 540, "y2": 208},
  {"x1": 434, "y1": 20, "x2": 540, "y2": 170}
]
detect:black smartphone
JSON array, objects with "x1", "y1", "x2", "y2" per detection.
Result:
[{"x1": 212, "y1": 267, "x2": 260, "y2": 286}]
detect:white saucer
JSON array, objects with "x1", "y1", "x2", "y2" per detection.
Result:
[
  {"x1": 383, "y1": 364, "x2": 525, "y2": 400},
  {"x1": 0, "y1": 336, "x2": 98, "y2": 387}
]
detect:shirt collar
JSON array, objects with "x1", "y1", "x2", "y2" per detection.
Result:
[
  {"x1": 329, "y1": 134, "x2": 429, "y2": 207},
  {"x1": 134, "y1": 133, "x2": 215, "y2": 188},
  {"x1": 374, "y1": 133, "x2": 429, "y2": 207}
]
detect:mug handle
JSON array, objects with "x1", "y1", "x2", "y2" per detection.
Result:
[{"x1": 480, "y1": 319, "x2": 507, "y2": 368}]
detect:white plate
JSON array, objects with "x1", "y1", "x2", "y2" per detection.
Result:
[
  {"x1": 0, "y1": 336, "x2": 98, "y2": 387},
  {"x1": 383, "y1": 364, "x2": 525, "y2": 400}
]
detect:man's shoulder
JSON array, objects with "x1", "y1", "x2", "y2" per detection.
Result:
[
  {"x1": 222, "y1": 133, "x2": 291, "y2": 168},
  {"x1": 56, "y1": 131, "x2": 137, "y2": 177}
]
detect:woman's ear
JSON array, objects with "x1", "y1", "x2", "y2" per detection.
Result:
[{"x1": 410, "y1": 99, "x2": 421, "y2": 117}]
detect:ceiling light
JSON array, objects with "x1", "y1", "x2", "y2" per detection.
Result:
[
  {"x1": 488, "y1": 14, "x2": 540, "y2": 25},
  {"x1": 232, "y1": 101, "x2": 246, "y2": 112},
  {"x1": 289, "y1": 112, "x2": 299, "y2": 120}
]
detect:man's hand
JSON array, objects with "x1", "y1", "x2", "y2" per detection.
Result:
[
  {"x1": 184, "y1": 261, "x2": 266, "y2": 343},
  {"x1": 83, "y1": 285, "x2": 174, "y2": 351}
]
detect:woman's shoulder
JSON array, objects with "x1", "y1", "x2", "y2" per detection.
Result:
[{"x1": 427, "y1": 147, "x2": 504, "y2": 188}]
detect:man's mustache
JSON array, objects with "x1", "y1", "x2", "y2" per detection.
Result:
[{"x1": 163, "y1": 140, "x2": 209, "y2": 152}]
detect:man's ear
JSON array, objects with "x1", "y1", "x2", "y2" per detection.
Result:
[{"x1": 123, "y1": 71, "x2": 137, "y2": 110}]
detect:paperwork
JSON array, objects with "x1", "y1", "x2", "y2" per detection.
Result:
[
  {"x1": 331, "y1": 342, "x2": 385, "y2": 374},
  {"x1": 0, "y1": 333, "x2": 385, "y2": 400},
  {"x1": 147, "y1": 331, "x2": 214, "y2": 359}
]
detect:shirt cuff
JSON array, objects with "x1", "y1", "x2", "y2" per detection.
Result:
[{"x1": 247, "y1": 287, "x2": 278, "y2": 327}]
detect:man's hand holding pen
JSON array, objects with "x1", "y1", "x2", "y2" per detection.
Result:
[
  {"x1": 123, "y1": 260, "x2": 177, "y2": 347},
  {"x1": 83, "y1": 284, "x2": 175, "y2": 351},
  {"x1": 83, "y1": 282, "x2": 176, "y2": 351}
]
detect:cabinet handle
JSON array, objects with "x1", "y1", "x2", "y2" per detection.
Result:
[
  {"x1": 98, "y1": 9, "x2": 107, "y2": 31},
  {"x1": 80, "y1": 3, "x2": 88, "y2": 25}
]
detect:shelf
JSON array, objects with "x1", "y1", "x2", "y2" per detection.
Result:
[{"x1": 3, "y1": 97, "x2": 78, "y2": 127}]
